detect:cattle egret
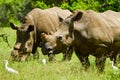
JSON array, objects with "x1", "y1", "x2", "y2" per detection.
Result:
[
  {"x1": 5, "y1": 60, "x2": 18, "y2": 74},
  {"x1": 42, "y1": 59, "x2": 46, "y2": 64},
  {"x1": 110, "y1": 61, "x2": 118, "y2": 70}
]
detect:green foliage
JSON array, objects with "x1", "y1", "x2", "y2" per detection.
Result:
[
  {"x1": 0, "y1": 0, "x2": 30, "y2": 27},
  {"x1": 60, "y1": 2, "x2": 70, "y2": 9},
  {"x1": 98, "y1": 0, "x2": 120, "y2": 12},
  {"x1": 1, "y1": 0, "x2": 120, "y2": 27},
  {"x1": 31, "y1": 1, "x2": 49, "y2": 9},
  {"x1": 70, "y1": 0, "x2": 88, "y2": 11}
]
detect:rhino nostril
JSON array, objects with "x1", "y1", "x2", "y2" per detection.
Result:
[
  {"x1": 24, "y1": 47, "x2": 27, "y2": 51},
  {"x1": 47, "y1": 48, "x2": 52, "y2": 51}
]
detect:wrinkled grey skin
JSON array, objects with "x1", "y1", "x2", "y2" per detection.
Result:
[
  {"x1": 41, "y1": 10, "x2": 120, "y2": 72},
  {"x1": 41, "y1": 32, "x2": 73, "y2": 61},
  {"x1": 10, "y1": 7, "x2": 72, "y2": 61}
]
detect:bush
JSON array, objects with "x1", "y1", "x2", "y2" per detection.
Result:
[
  {"x1": 0, "y1": 0, "x2": 30, "y2": 27},
  {"x1": 69, "y1": 0, "x2": 100, "y2": 11},
  {"x1": 31, "y1": 1, "x2": 50, "y2": 9},
  {"x1": 60, "y1": 2, "x2": 70, "y2": 9},
  {"x1": 1, "y1": 0, "x2": 120, "y2": 27}
]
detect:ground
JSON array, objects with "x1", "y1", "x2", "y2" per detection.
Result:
[{"x1": 0, "y1": 27, "x2": 120, "y2": 80}]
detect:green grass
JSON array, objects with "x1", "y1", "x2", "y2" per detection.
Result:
[{"x1": 0, "y1": 27, "x2": 120, "y2": 80}]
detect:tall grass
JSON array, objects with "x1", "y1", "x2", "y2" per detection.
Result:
[{"x1": 0, "y1": 27, "x2": 120, "y2": 80}]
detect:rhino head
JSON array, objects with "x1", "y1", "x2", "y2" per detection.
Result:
[
  {"x1": 10, "y1": 22, "x2": 35, "y2": 61},
  {"x1": 40, "y1": 11, "x2": 83, "y2": 55},
  {"x1": 40, "y1": 15, "x2": 74, "y2": 55}
]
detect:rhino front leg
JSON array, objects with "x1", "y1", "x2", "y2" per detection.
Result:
[
  {"x1": 62, "y1": 46, "x2": 73, "y2": 61},
  {"x1": 109, "y1": 51, "x2": 118, "y2": 65},
  {"x1": 95, "y1": 47, "x2": 108, "y2": 72},
  {"x1": 32, "y1": 46, "x2": 39, "y2": 60},
  {"x1": 33, "y1": 50, "x2": 39, "y2": 59},
  {"x1": 79, "y1": 56, "x2": 90, "y2": 70},
  {"x1": 95, "y1": 55, "x2": 106, "y2": 72},
  {"x1": 48, "y1": 53, "x2": 56, "y2": 61},
  {"x1": 75, "y1": 48, "x2": 90, "y2": 70}
]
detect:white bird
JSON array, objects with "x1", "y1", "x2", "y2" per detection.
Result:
[
  {"x1": 110, "y1": 61, "x2": 118, "y2": 70},
  {"x1": 42, "y1": 59, "x2": 46, "y2": 64},
  {"x1": 5, "y1": 60, "x2": 18, "y2": 74}
]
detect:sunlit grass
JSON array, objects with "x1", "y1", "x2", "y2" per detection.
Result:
[{"x1": 0, "y1": 27, "x2": 120, "y2": 80}]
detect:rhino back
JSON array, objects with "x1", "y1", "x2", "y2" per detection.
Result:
[
  {"x1": 77, "y1": 10, "x2": 120, "y2": 43},
  {"x1": 25, "y1": 7, "x2": 72, "y2": 33},
  {"x1": 46, "y1": 7, "x2": 72, "y2": 19}
]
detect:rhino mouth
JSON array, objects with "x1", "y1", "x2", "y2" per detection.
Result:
[
  {"x1": 48, "y1": 50, "x2": 54, "y2": 54},
  {"x1": 42, "y1": 49, "x2": 54, "y2": 55},
  {"x1": 11, "y1": 50, "x2": 30, "y2": 62},
  {"x1": 41, "y1": 45, "x2": 55, "y2": 55},
  {"x1": 47, "y1": 47, "x2": 54, "y2": 54}
]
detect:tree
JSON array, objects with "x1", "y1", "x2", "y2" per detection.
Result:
[
  {"x1": 1, "y1": 0, "x2": 120, "y2": 27},
  {"x1": 0, "y1": 0, "x2": 31, "y2": 27}
]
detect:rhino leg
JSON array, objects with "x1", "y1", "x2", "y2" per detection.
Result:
[
  {"x1": 75, "y1": 48, "x2": 90, "y2": 70},
  {"x1": 116, "y1": 54, "x2": 120, "y2": 63},
  {"x1": 95, "y1": 55, "x2": 106, "y2": 72},
  {"x1": 95, "y1": 48, "x2": 108, "y2": 72},
  {"x1": 32, "y1": 45, "x2": 39, "y2": 59},
  {"x1": 62, "y1": 46, "x2": 73, "y2": 61},
  {"x1": 21, "y1": 53, "x2": 30, "y2": 61},
  {"x1": 33, "y1": 50, "x2": 39, "y2": 59},
  {"x1": 109, "y1": 51, "x2": 118, "y2": 65},
  {"x1": 79, "y1": 56, "x2": 90, "y2": 70},
  {"x1": 48, "y1": 54, "x2": 56, "y2": 61},
  {"x1": 94, "y1": 47, "x2": 108, "y2": 72}
]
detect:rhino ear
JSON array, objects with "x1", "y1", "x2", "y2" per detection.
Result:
[
  {"x1": 57, "y1": 12, "x2": 64, "y2": 22},
  {"x1": 71, "y1": 11, "x2": 83, "y2": 22},
  {"x1": 27, "y1": 25, "x2": 34, "y2": 32},
  {"x1": 10, "y1": 22, "x2": 18, "y2": 30}
]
